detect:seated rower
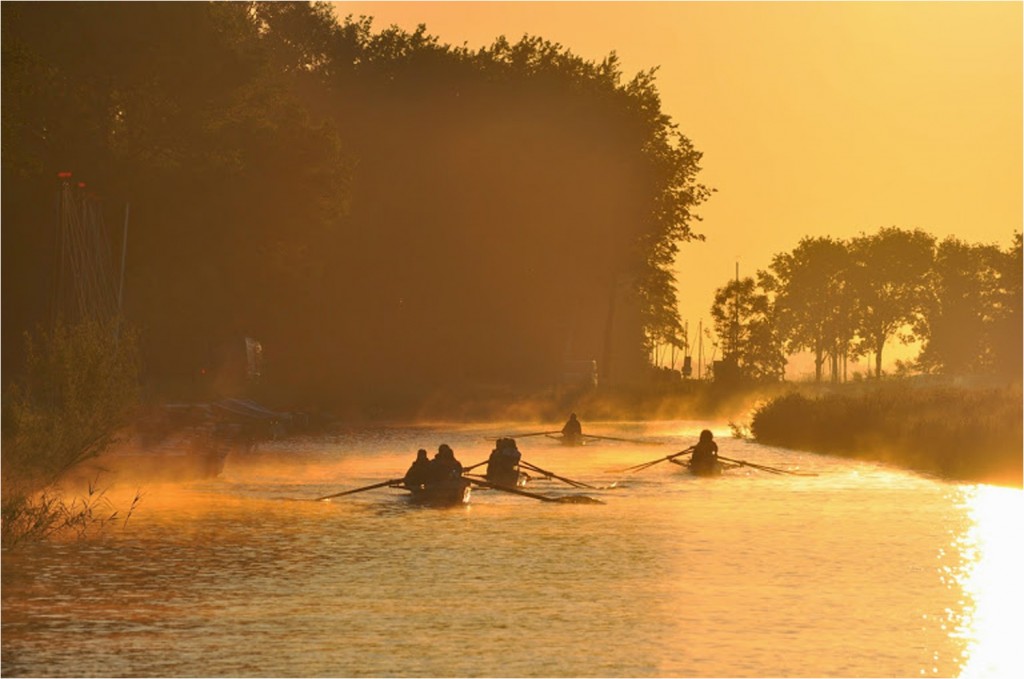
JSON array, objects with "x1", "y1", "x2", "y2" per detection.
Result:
[
  {"x1": 428, "y1": 444, "x2": 464, "y2": 488},
  {"x1": 403, "y1": 448, "x2": 432, "y2": 491},
  {"x1": 689, "y1": 429, "x2": 720, "y2": 475},
  {"x1": 486, "y1": 437, "x2": 523, "y2": 487},
  {"x1": 561, "y1": 413, "x2": 583, "y2": 446}
]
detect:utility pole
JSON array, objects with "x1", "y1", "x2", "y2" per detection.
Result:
[
  {"x1": 698, "y1": 319, "x2": 703, "y2": 380},
  {"x1": 732, "y1": 261, "x2": 739, "y2": 358}
]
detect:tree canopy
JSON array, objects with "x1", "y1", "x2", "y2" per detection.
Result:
[
  {"x1": 2, "y1": 2, "x2": 711, "y2": 410},
  {"x1": 712, "y1": 227, "x2": 1021, "y2": 383}
]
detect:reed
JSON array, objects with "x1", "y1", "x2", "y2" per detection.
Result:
[
  {"x1": 750, "y1": 382, "x2": 1022, "y2": 486},
  {"x1": 2, "y1": 319, "x2": 142, "y2": 547}
]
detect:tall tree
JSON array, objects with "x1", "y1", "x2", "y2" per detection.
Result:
[
  {"x1": 917, "y1": 237, "x2": 1003, "y2": 374},
  {"x1": 989, "y1": 232, "x2": 1023, "y2": 381},
  {"x1": 768, "y1": 237, "x2": 853, "y2": 382},
  {"x1": 710, "y1": 274, "x2": 785, "y2": 382},
  {"x1": 4, "y1": 2, "x2": 712, "y2": 409},
  {"x1": 849, "y1": 227, "x2": 935, "y2": 378}
]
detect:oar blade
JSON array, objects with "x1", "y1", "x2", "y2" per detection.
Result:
[{"x1": 553, "y1": 495, "x2": 605, "y2": 505}]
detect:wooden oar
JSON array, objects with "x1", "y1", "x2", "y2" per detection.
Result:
[
  {"x1": 583, "y1": 434, "x2": 664, "y2": 446},
  {"x1": 717, "y1": 455, "x2": 818, "y2": 477},
  {"x1": 465, "y1": 477, "x2": 604, "y2": 504},
  {"x1": 613, "y1": 446, "x2": 695, "y2": 473},
  {"x1": 520, "y1": 460, "x2": 601, "y2": 489},
  {"x1": 315, "y1": 478, "x2": 404, "y2": 501}
]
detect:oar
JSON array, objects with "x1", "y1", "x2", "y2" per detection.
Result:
[
  {"x1": 509, "y1": 430, "x2": 561, "y2": 438},
  {"x1": 465, "y1": 477, "x2": 604, "y2": 504},
  {"x1": 463, "y1": 460, "x2": 488, "y2": 473},
  {"x1": 582, "y1": 434, "x2": 664, "y2": 446},
  {"x1": 520, "y1": 460, "x2": 599, "y2": 489},
  {"x1": 613, "y1": 446, "x2": 695, "y2": 473},
  {"x1": 717, "y1": 455, "x2": 818, "y2": 477},
  {"x1": 315, "y1": 478, "x2": 404, "y2": 501}
]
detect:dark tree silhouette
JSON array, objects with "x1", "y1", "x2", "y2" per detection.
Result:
[
  {"x1": 709, "y1": 274, "x2": 785, "y2": 382},
  {"x1": 849, "y1": 227, "x2": 935, "y2": 378},
  {"x1": 3, "y1": 2, "x2": 711, "y2": 411}
]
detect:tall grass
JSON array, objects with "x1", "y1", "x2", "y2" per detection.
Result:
[
  {"x1": 2, "y1": 319, "x2": 141, "y2": 547},
  {"x1": 751, "y1": 382, "x2": 1022, "y2": 486}
]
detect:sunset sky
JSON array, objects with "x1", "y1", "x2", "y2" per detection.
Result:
[{"x1": 335, "y1": 1, "x2": 1022, "y2": 371}]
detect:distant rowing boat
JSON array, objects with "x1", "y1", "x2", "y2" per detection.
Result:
[
  {"x1": 546, "y1": 433, "x2": 585, "y2": 447},
  {"x1": 670, "y1": 458, "x2": 723, "y2": 477}
]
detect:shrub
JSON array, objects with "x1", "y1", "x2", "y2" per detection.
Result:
[
  {"x1": 2, "y1": 318, "x2": 141, "y2": 547},
  {"x1": 750, "y1": 382, "x2": 1023, "y2": 486}
]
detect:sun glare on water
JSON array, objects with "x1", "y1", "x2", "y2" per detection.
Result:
[{"x1": 953, "y1": 485, "x2": 1024, "y2": 678}]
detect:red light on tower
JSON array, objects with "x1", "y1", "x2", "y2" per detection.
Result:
[{"x1": 57, "y1": 171, "x2": 72, "y2": 179}]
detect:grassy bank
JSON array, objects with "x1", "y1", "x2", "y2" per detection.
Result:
[{"x1": 750, "y1": 382, "x2": 1022, "y2": 487}]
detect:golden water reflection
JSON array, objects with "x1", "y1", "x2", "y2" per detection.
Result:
[{"x1": 954, "y1": 484, "x2": 1024, "y2": 678}]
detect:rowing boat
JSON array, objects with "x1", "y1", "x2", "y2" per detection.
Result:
[
  {"x1": 546, "y1": 433, "x2": 585, "y2": 447},
  {"x1": 670, "y1": 458, "x2": 723, "y2": 477},
  {"x1": 405, "y1": 479, "x2": 472, "y2": 506},
  {"x1": 484, "y1": 467, "x2": 531, "y2": 488}
]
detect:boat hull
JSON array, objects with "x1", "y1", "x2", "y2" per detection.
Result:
[
  {"x1": 689, "y1": 461, "x2": 723, "y2": 477},
  {"x1": 484, "y1": 469, "x2": 530, "y2": 488},
  {"x1": 671, "y1": 458, "x2": 723, "y2": 477},
  {"x1": 546, "y1": 434, "x2": 585, "y2": 446},
  {"x1": 407, "y1": 481, "x2": 472, "y2": 506}
]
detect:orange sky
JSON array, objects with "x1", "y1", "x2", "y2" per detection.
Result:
[{"x1": 334, "y1": 1, "x2": 1022, "y2": 373}]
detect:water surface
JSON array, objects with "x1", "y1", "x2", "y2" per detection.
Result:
[{"x1": 2, "y1": 421, "x2": 1021, "y2": 677}]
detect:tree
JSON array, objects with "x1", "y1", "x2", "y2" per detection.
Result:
[
  {"x1": 709, "y1": 274, "x2": 785, "y2": 382},
  {"x1": 989, "y1": 232, "x2": 1023, "y2": 381},
  {"x1": 4, "y1": 3, "x2": 712, "y2": 411},
  {"x1": 2, "y1": 319, "x2": 141, "y2": 546},
  {"x1": 849, "y1": 227, "x2": 935, "y2": 378},
  {"x1": 768, "y1": 237, "x2": 854, "y2": 382},
  {"x1": 917, "y1": 237, "x2": 1004, "y2": 375}
]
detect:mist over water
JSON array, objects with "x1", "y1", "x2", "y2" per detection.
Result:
[{"x1": 2, "y1": 421, "x2": 1021, "y2": 678}]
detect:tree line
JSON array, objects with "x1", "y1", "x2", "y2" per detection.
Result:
[
  {"x1": 2, "y1": 2, "x2": 711, "y2": 409},
  {"x1": 705, "y1": 227, "x2": 1022, "y2": 383}
]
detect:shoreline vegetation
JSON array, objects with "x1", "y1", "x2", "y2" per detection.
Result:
[{"x1": 749, "y1": 382, "x2": 1023, "y2": 488}]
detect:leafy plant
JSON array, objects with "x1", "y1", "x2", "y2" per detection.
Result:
[{"x1": 2, "y1": 318, "x2": 141, "y2": 547}]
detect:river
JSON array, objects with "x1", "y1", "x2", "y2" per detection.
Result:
[{"x1": 2, "y1": 421, "x2": 1022, "y2": 677}]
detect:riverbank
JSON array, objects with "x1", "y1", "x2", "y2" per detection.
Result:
[
  {"x1": 750, "y1": 382, "x2": 1022, "y2": 487},
  {"x1": 316, "y1": 378, "x2": 781, "y2": 426}
]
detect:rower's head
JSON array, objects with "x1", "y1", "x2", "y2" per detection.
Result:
[
  {"x1": 437, "y1": 444, "x2": 454, "y2": 459},
  {"x1": 699, "y1": 429, "x2": 714, "y2": 442},
  {"x1": 416, "y1": 449, "x2": 428, "y2": 461}
]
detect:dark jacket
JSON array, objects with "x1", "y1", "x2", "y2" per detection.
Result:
[{"x1": 690, "y1": 439, "x2": 719, "y2": 471}]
